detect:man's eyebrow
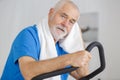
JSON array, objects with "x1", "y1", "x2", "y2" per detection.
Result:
[
  {"x1": 71, "y1": 19, "x2": 76, "y2": 23},
  {"x1": 62, "y1": 13, "x2": 68, "y2": 17},
  {"x1": 61, "y1": 12, "x2": 77, "y2": 23}
]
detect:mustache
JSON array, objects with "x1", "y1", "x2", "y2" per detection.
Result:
[
  {"x1": 56, "y1": 25, "x2": 66, "y2": 33},
  {"x1": 57, "y1": 25, "x2": 68, "y2": 38},
  {"x1": 57, "y1": 27, "x2": 65, "y2": 32}
]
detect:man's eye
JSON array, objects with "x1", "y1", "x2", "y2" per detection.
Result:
[
  {"x1": 70, "y1": 20, "x2": 75, "y2": 24},
  {"x1": 61, "y1": 15, "x2": 66, "y2": 19}
]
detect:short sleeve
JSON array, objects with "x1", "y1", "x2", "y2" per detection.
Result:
[{"x1": 12, "y1": 26, "x2": 40, "y2": 63}]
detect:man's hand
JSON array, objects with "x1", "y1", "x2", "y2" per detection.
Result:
[
  {"x1": 70, "y1": 50, "x2": 91, "y2": 67},
  {"x1": 70, "y1": 50, "x2": 91, "y2": 79},
  {"x1": 76, "y1": 63, "x2": 89, "y2": 78}
]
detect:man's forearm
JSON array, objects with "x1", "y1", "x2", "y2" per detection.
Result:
[
  {"x1": 19, "y1": 54, "x2": 71, "y2": 80},
  {"x1": 19, "y1": 50, "x2": 91, "y2": 80}
]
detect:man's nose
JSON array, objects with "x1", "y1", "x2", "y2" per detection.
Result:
[{"x1": 61, "y1": 19, "x2": 69, "y2": 27}]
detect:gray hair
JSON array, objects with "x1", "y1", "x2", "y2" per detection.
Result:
[{"x1": 53, "y1": 0, "x2": 80, "y2": 13}]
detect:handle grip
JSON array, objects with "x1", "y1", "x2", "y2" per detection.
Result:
[
  {"x1": 80, "y1": 41, "x2": 105, "y2": 80},
  {"x1": 32, "y1": 41, "x2": 105, "y2": 80}
]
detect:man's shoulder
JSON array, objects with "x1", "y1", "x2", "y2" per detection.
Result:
[
  {"x1": 18, "y1": 24, "x2": 38, "y2": 36},
  {"x1": 23, "y1": 24, "x2": 37, "y2": 32},
  {"x1": 14, "y1": 24, "x2": 39, "y2": 41}
]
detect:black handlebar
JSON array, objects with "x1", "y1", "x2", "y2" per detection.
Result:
[
  {"x1": 80, "y1": 41, "x2": 105, "y2": 80},
  {"x1": 32, "y1": 41, "x2": 106, "y2": 80}
]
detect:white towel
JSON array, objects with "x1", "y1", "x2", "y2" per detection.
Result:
[
  {"x1": 59, "y1": 22, "x2": 85, "y2": 53},
  {"x1": 37, "y1": 17, "x2": 84, "y2": 80},
  {"x1": 37, "y1": 18, "x2": 61, "y2": 80}
]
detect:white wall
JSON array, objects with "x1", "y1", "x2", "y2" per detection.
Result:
[
  {"x1": 79, "y1": 0, "x2": 120, "y2": 80},
  {"x1": 99, "y1": 0, "x2": 120, "y2": 80},
  {"x1": 0, "y1": 0, "x2": 120, "y2": 80}
]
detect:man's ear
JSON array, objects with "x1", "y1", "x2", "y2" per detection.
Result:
[{"x1": 49, "y1": 8, "x2": 55, "y2": 15}]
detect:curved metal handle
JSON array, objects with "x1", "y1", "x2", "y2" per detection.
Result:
[
  {"x1": 80, "y1": 41, "x2": 106, "y2": 80},
  {"x1": 31, "y1": 41, "x2": 105, "y2": 80}
]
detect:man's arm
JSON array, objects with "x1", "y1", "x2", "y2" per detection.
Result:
[
  {"x1": 19, "y1": 54, "x2": 70, "y2": 80},
  {"x1": 19, "y1": 50, "x2": 91, "y2": 80}
]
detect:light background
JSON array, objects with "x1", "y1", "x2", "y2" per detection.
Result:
[{"x1": 0, "y1": 0, "x2": 120, "y2": 80}]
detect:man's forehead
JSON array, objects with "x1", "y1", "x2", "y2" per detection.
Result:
[{"x1": 58, "y1": 4, "x2": 80, "y2": 21}]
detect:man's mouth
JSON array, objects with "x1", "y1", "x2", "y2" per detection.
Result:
[{"x1": 57, "y1": 27, "x2": 65, "y2": 32}]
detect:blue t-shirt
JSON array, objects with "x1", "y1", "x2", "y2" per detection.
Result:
[{"x1": 1, "y1": 25, "x2": 69, "y2": 80}]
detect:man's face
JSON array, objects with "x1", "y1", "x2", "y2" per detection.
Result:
[{"x1": 48, "y1": 3, "x2": 80, "y2": 42}]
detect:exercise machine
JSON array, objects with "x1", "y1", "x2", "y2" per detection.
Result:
[{"x1": 32, "y1": 41, "x2": 106, "y2": 80}]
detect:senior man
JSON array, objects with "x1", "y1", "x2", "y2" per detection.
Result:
[{"x1": 1, "y1": 0, "x2": 91, "y2": 80}]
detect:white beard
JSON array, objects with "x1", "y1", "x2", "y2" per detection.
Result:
[{"x1": 50, "y1": 25, "x2": 68, "y2": 42}]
